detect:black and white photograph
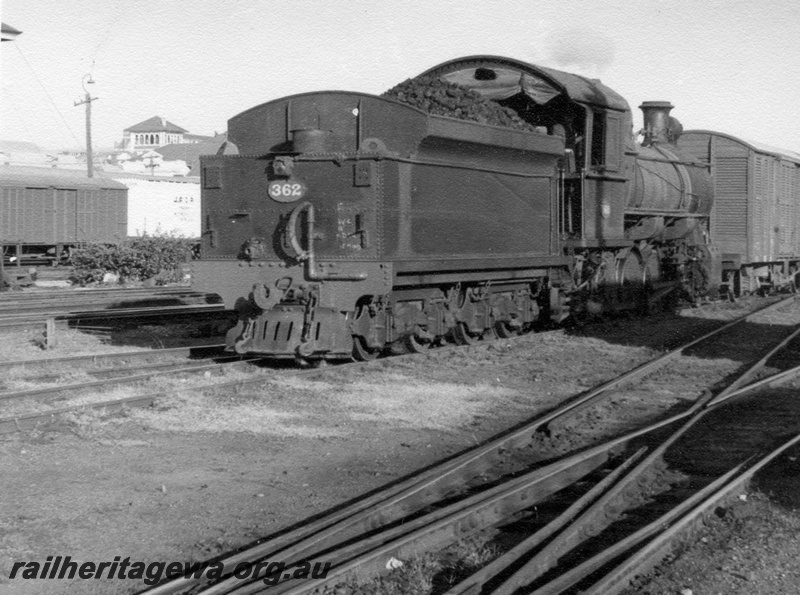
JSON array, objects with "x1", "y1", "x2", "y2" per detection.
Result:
[{"x1": 2, "y1": 1, "x2": 800, "y2": 593}]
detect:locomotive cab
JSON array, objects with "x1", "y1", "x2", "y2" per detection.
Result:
[
  {"x1": 417, "y1": 57, "x2": 717, "y2": 309},
  {"x1": 417, "y1": 57, "x2": 635, "y2": 243}
]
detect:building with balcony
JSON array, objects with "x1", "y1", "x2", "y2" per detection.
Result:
[{"x1": 121, "y1": 116, "x2": 213, "y2": 152}]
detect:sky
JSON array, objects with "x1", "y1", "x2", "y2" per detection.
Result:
[{"x1": 2, "y1": 0, "x2": 800, "y2": 153}]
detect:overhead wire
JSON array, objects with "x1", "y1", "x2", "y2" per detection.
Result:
[{"x1": 12, "y1": 42, "x2": 83, "y2": 150}]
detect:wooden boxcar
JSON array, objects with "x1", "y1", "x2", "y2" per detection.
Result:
[
  {"x1": 0, "y1": 166, "x2": 128, "y2": 264},
  {"x1": 678, "y1": 131, "x2": 800, "y2": 293}
]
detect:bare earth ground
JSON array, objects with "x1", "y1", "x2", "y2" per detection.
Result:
[{"x1": 0, "y1": 298, "x2": 799, "y2": 595}]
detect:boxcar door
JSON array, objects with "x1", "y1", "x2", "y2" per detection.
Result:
[
  {"x1": 75, "y1": 190, "x2": 97, "y2": 242},
  {"x1": 54, "y1": 189, "x2": 78, "y2": 243}
]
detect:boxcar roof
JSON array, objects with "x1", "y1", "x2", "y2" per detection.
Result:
[
  {"x1": 683, "y1": 129, "x2": 800, "y2": 165},
  {"x1": 0, "y1": 165, "x2": 128, "y2": 190},
  {"x1": 109, "y1": 172, "x2": 200, "y2": 184},
  {"x1": 417, "y1": 55, "x2": 630, "y2": 112}
]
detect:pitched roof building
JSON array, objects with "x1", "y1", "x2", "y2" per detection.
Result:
[{"x1": 121, "y1": 116, "x2": 213, "y2": 151}]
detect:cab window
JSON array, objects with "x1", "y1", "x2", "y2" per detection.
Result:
[{"x1": 590, "y1": 111, "x2": 622, "y2": 172}]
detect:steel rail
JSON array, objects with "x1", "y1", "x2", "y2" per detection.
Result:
[
  {"x1": 0, "y1": 356, "x2": 263, "y2": 404},
  {"x1": 226, "y1": 420, "x2": 690, "y2": 595},
  {"x1": 483, "y1": 396, "x2": 723, "y2": 594},
  {"x1": 0, "y1": 344, "x2": 226, "y2": 371},
  {"x1": 0, "y1": 286, "x2": 196, "y2": 301},
  {"x1": 138, "y1": 295, "x2": 797, "y2": 595},
  {"x1": 582, "y1": 431, "x2": 800, "y2": 595},
  {"x1": 522, "y1": 431, "x2": 800, "y2": 594},
  {"x1": 0, "y1": 289, "x2": 205, "y2": 302},
  {"x1": 0, "y1": 357, "x2": 268, "y2": 434},
  {"x1": 441, "y1": 448, "x2": 650, "y2": 595},
  {"x1": 279, "y1": 359, "x2": 800, "y2": 595},
  {"x1": 14, "y1": 354, "x2": 243, "y2": 384},
  {"x1": 263, "y1": 396, "x2": 712, "y2": 595},
  {"x1": 0, "y1": 348, "x2": 359, "y2": 434},
  {"x1": 0, "y1": 289, "x2": 213, "y2": 313},
  {"x1": 455, "y1": 361, "x2": 800, "y2": 594},
  {"x1": 0, "y1": 350, "x2": 349, "y2": 435},
  {"x1": 0, "y1": 302, "x2": 224, "y2": 321},
  {"x1": 0, "y1": 305, "x2": 227, "y2": 334},
  {"x1": 442, "y1": 324, "x2": 800, "y2": 595},
  {"x1": 524, "y1": 464, "x2": 749, "y2": 595}
]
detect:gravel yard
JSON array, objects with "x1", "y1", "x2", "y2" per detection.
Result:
[{"x1": 1, "y1": 297, "x2": 799, "y2": 594}]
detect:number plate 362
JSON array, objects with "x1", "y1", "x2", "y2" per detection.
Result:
[{"x1": 268, "y1": 179, "x2": 307, "y2": 202}]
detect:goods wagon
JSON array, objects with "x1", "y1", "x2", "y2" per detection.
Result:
[
  {"x1": 0, "y1": 166, "x2": 127, "y2": 264},
  {"x1": 109, "y1": 173, "x2": 201, "y2": 238},
  {"x1": 678, "y1": 131, "x2": 800, "y2": 294},
  {"x1": 192, "y1": 55, "x2": 715, "y2": 362}
]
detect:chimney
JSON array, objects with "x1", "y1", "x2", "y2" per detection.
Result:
[
  {"x1": 161, "y1": 117, "x2": 167, "y2": 127},
  {"x1": 639, "y1": 101, "x2": 674, "y2": 146}
]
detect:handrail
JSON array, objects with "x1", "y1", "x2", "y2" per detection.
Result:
[{"x1": 286, "y1": 201, "x2": 367, "y2": 281}]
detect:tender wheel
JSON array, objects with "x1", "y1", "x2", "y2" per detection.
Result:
[
  {"x1": 451, "y1": 322, "x2": 480, "y2": 346},
  {"x1": 494, "y1": 320, "x2": 519, "y2": 339},
  {"x1": 482, "y1": 326, "x2": 498, "y2": 341},
  {"x1": 405, "y1": 334, "x2": 430, "y2": 354},
  {"x1": 352, "y1": 336, "x2": 380, "y2": 362}
]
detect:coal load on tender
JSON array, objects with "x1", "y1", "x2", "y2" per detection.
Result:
[{"x1": 382, "y1": 76, "x2": 538, "y2": 132}]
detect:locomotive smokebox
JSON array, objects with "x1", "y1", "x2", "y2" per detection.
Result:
[{"x1": 639, "y1": 101, "x2": 675, "y2": 146}]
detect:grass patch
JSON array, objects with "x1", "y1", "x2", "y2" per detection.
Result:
[
  {"x1": 270, "y1": 373, "x2": 520, "y2": 430},
  {"x1": 0, "y1": 328, "x2": 152, "y2": 362}
]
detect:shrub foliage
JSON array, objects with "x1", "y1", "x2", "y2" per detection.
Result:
[{"x1": 70, "y1": 235, "x2": 195, "y2": 286}]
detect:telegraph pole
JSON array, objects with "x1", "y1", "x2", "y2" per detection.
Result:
[
  {"x1": 1, "y1": 24, "x2": 24, "y2": 291},
  {"x1": 74, "y1": 75, "x2": 97, "y2": 177}
]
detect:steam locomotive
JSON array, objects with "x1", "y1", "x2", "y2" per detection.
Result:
[{"x1": 192, "y1": 55, "x2": 794, "y2": 362}]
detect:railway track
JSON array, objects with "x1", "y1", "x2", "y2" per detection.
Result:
[
  {"x1": 0, "y1": 336, "x2": 361, "y2": 433},
  {"x1": 445, "y1": 364, "x2": 800, "y2": 594},
  {"x1": 0, "y1": 344, "x2": 247, "y2": 433},
  {"x1": 2, "y1": 295, "x2": 789, "y2": 439},
  {"x1": 0, "y1": 286, "x2": 225, "y2": 332},
  {"x1": 134, "y1": 295, "x2": 800, "y2": 595},
  {"x1": 0, "y1": 285, "x2": 212, "y2": 311}
]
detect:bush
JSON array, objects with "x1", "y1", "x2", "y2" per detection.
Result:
[{"x1": 70, "y1": 235, "x2": 195, "y2": 286}]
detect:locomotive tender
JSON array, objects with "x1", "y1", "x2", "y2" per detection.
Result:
[{"x1": 193, "y1": 56, "x2": 717, "y2": 361}]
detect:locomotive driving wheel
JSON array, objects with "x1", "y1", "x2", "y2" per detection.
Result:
[
  {"x1": 641, "y1": 252, "x2": 664, "y2": 313},
  {"x1": 618, "y1": 251, "x2": 645, "y2": 310}
]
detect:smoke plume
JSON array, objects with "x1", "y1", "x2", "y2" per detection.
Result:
[{"x1": 545, "y1": 28, "x2": 616, "y2": 74}]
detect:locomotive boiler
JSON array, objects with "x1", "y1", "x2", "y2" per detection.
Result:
[{"x1": 192, "y1": 56, "x2": 715, "y2": 362}]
